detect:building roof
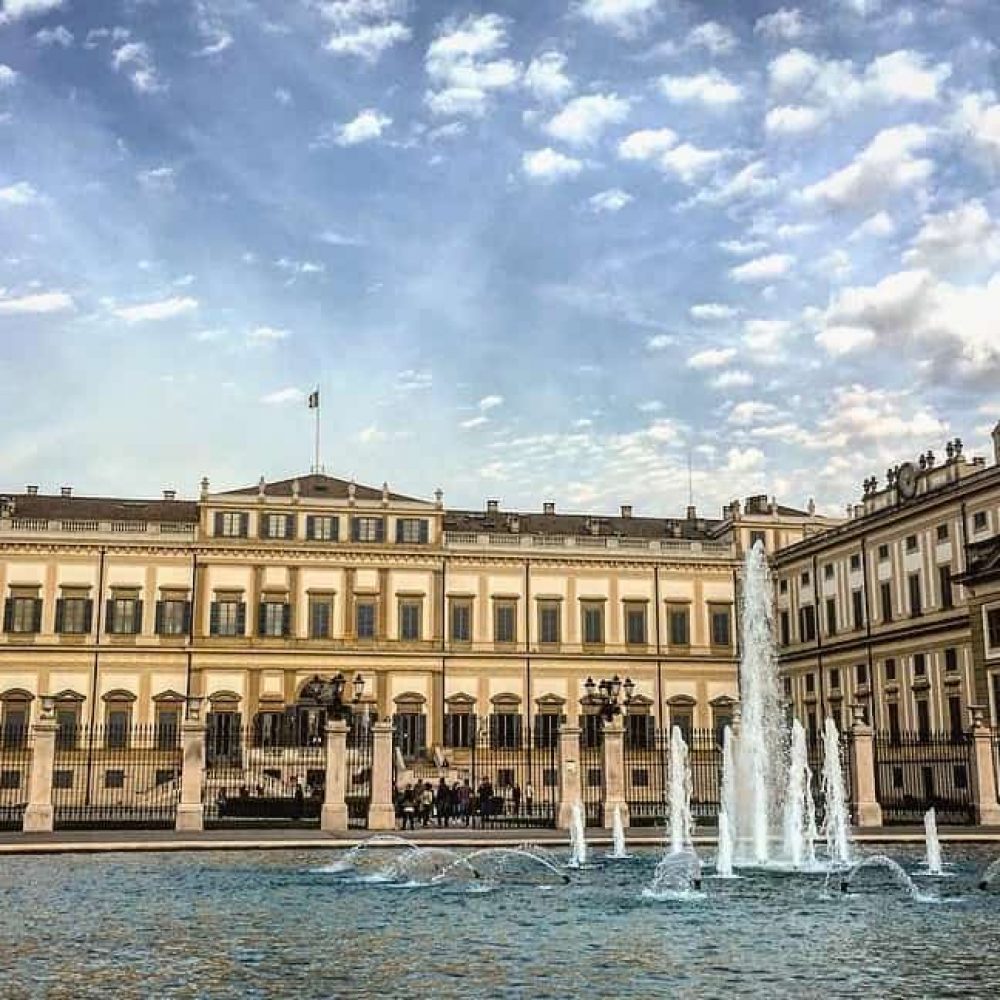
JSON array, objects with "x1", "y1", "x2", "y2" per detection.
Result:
[
  {"x1": 442, "y1": 508, "x2": 724, "y2": 540},
  {"x1": 217, "y1": 473, "x2": 425, "y2": 503},
  {"x1": 0, "y1": 492, "x2": 198, "y2": 524}
]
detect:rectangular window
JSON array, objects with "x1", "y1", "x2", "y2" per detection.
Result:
[
  {"x1": 880, "y1": 582, "x2": 893, "y2": 622},
  {"x1": 56, "y1": 597, "x2": 91, "y2": 635},
  {"x1": 356, "y1": 600, "x2": 377, "y2": 639},
  {"x1": 155, "y1": 708, "x2": 180, "y2": 750},
  {"x1": 779, "y1": 579, "x2": 788, "y2": 594},
  {"x1": 914, "y1": 653, "x2": 926, "y2": 677},
  {"x1": 306, "y1": 516, "x2": 338, "y2": 541},
  {"x1": 825, "y1": 597, "x2": 837, "y2": 636},
  {"x1": 917, "y1": 699, "x2": 931, "y2": 740},
  {"x1": 801, "y1": 571, "x2": 810, "y2": 585},
  {"x1": 538, "y1": 604, "x2": 560, "y2": 645},
  {"x1": 851, "y1": 590, "x2": 864, "y2": 630},
  {"x1": 582, "y1": 603, "x2": 605, "y2": 645},
  {"x1": 309, "y1": 597, "x2": 332, "y2": 639},
  {"x1": 352, "y1": 517, "x2": 385, "y2": 543},
  {"x1": 949, "y1": 696, "x2": 963, "y2": 739},
  {"x1": 805, "y1": 672, "x2": 815, "y2": 694},
  {"x1": 625, "y1": 604, "x2": 647, "y2": 645},
  {"x1": 905, "y1": 535, "x2": 918, "y2": 553},
  {"x1": 945, "y1": 647, "x2": 958, "y2": 672},
  {"x1": 856, "y1": 663, "x2": 868, "y2": 686},
  {"x1": 885, "y1": 657, "x2": 897, "y2": 682},
  {"x1": 156, "y1": 599, "x2": 190, "y2": 636},
  {"x1": 908, "y1": 573, "x2": 922, "y2": 616},
  {"x1": 850, "y1": 553, "x2": 861, "y2": 571},
  {"x1": 106, "y1": 708, "x2": 130, "y2": 749},
  {"x1": 258, "y1": 601, "x2": 289, "y2": 638},
  {"x1": 395, "y1": 518, "x2": 429, "y2": 544},
  {"x1": 104, "y1": 769, "x2": 125, "y2": 789},
  {"x1": 261, "y1": 513, "x2": 291, "y2": 539},
  {"x1": 779, "y1": 610, "x2": 790, "y2": 647},
  {"x1": 489, "y1": 712, "x2": 522, "y2": 750},
  {"x1": 5, "y1": 595, "x2": 42, "y2": 634},
  {"x1": 210, "y1": 599, "x2": 244, "y2": 637},
  {"x1": 107, "y1": 596, "x2": 142, "y2": 635},
  {"x1": 938, "y1": 565, "x2": 953, "y2": 609},
  {"x1": 973, "y1": 511, "x2": 988, "y2": 532},
  {"x1": 443, "y1": 712, "x2": 475, "y2": 749},
  {"x1": 493, "y1": 602, "x2": 516, "y2": 644},
  {"x1": 799, "y1": 605, "x2": 816, "y2": 643},
  {"x1": 936, "y1": 523, "x2": 949, "y2": 542},
  {"x1": 450, "y1": 600, "x2": 472, "y2": 643},
  {"x1": 829, "y1": 668, "x2": 840, "y2": 689},
  {"x1": 750, "y1": 530, "x2": 766, "y2": 551},
  {"x1": 710, "y1": 606, "x2": 732, "y2": 647},
  {"x1": 986, "y1": 607, "x2": 1000, "y2": 650},
  {"x1": 878, "y1": 543, "x2": 890, "y2": 561},
  {"x1": 824, "y1": 564, "x2": 834, "y2": 580},
  {"x1": 216, "y1": 511, "x2": 248, "y2": 538},
  {"x1": 888, "y1": 703, "x2": 901, "y2": 743},
  {"x1": 399, "y1": 600, "x2": 422, "y2": 641},
  {"x1": 669, "y1": 607, "x2": 690, "y2": 646}
]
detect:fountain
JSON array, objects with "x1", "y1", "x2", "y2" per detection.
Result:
[
  {"x1": 607, "y1": 803, "x2": 630, "y2": 859},
  {"x1": 567, "y1": 800, "x2": 588, "y2": 868},
  {"x1": 979, "y1": 857, "x2": 1000, "y2": 890},
  {"x1": 644, "y1": 848, "x2": 703, "y2": 898},
  {"x1": 822, "y1": 716, "x2": 852, "y2": 867},
  {"x1": 782, "y1": 719, "x2": 818, "y2": 868},
  {"x1": 839, "y1": 855, "x2": 923, "y2": 898},
  {"x1": 924, "y1": 808, "x2": 943, "y2": 875},
  {"x1": 430, "y1": 848, "x2": 570, "y2": 886},
  {"x1": 669, "y1": 725, "x2": 693, "y2": 854},
  {"x1": 715, "y1": 808, "x2": 735, "y2": 877}
]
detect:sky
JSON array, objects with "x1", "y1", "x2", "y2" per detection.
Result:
[{"x1": 0, "y1": 0, "x2": 999, "y2": 518}]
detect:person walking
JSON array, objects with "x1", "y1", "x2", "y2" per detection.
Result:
[
  {"x1": 512, "y1": 783, "x2": 522, "y2": 817},
  {"x1": 524, "y1": 781, "x2": 534, "y2": 817},
  {"x1": 400, "y1": 785, "x2": 416, "y2": 831},
  {"x1": 435, "y1": 778, "x2": 450, "y2": 828},
  {"x1": 420, "y1": 782, "x2": 434, "y2": 827},
  {"x1": 291, "y1": 777, "x2": 305, "y2": 821},
  {"x1": 458, "y1": 779, "x2": 471, "y2": 826}
]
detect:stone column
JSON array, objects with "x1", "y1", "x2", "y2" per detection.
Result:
[
  {"x1": 556, "y1": 725, "x2": 582, "y2": 830},
  {"x1": 602, "y1": 720, "x2": 629, "y2": 828},
  {"x1": 321, "y1": 719, "x2": 349, "y2": 832},
  {"x1": 368, "y1": 720, "x2": 396, "y2": 831},
  {"x1": 968, "y1": 706, "x2": 1000, "y2": 826},
  {"x1": 849, "y1": 703, "x2": 882, "y2": 828},
  {"x1": 176, "y1": 697, "x2": 206, "y2": 832},
  {"x1": 23, "y1": 696, "x2": 57, "y2": 833}
]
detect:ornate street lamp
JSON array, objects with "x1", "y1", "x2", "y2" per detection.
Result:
[
  {"x1": 299, "y1": 671, "x2": 365, "y2": 722},
  {"x1": 584, "y1": 674, "x2": 635, "y2": 722}
]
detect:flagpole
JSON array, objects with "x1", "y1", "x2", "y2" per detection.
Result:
[{"x1": 314, "y1": 385, "x2": 320, "y2": 473}]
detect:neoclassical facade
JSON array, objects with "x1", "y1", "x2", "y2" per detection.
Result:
[
  {"x1": 0, "y1": 475, "x2": 833, "y2": 752},
  {"x1": 773, "y1": 425, "x2": 1000, "y2": 737}
]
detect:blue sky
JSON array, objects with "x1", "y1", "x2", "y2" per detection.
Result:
[{"x1": 1, "y1": 0, "x2": 998, "y2": 516}]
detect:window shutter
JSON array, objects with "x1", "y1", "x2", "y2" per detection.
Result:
[
  {"x1": 209, "y1": 602, "x2": 220, "y2": 635},
  {"x1": 2, "y1": 599, "x2": 12, "y2": 633},
  {"x1": 512, "y1": 713, "x2": 523, "y2": 747},
  {"x1": 240, "y1": 512, "x2": 249, "y2": 537},
  {"x1": 376, "y1": 518, "x2": 386, "y2": 542},
  {"x1": 351, "y1": 517, "x2": 360, "y2": 542},
  {"x1": 305, "y1": 515, "x2": 315, "y2": 541},
  {"x1": 415, "y1": 714, "x2": 427, "y2": 752},
  {"x1": 132, "y1": 600, "x2": 143, "y2": 634},
  {"x1": 55, "y1": 599, "x2": 65, "y2": 634},
  {"x1": 419, "y1": 520, "x2": 429, "y2": 544},
  {"x1": 395, "y1": 519, "x2": 404, "y2": 543},
  {"x1": 282, "y1": 604, "x2": 292, "y2": 637},
  {"x1": 32, "y1": 598, "x2": 43, "y2": 633},
  {"x1": 83, "y1": 600, "x2": 93, "y2": 634},
  {"x1": 252, "y1": 712, "x2": 264, "y2": 748},
  {"x1": 182, "y1": 601, "x2": 192, "y2": 635},
  {"x1": 155, "y1": 601, "x2": 164, "y2": 634},
  {"x1": 488, "y1": 713, "x2": 498, "y2": 749},
  {"x1": 257, "y1": 603, "x2": 267, "y2": 636},
  {"x1": 213, "y1": 511, "x2": 223, "y2": 536},
  {"x1": 236, "y1": 602, "x2": 246, "y2": 636},
  {"x1": 106, "y1": 599, "x2": 116, "y2": 634}
]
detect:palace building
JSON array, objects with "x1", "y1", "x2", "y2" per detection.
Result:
[
  {"x1": 773, "y1": 424, "x2": 1000, "y2": 739},
  {"x1": 0, "y1": 475, "x2": 833, "y2": 756}
]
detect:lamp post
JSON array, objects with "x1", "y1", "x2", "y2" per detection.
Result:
[
  {"x1": 584, "y1": 674, "x2": 635, "y2": 723},
  {"x1": 299, "y1": 672, "x2": 365, "y2": 724}
]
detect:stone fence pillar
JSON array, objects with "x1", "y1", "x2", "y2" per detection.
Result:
[
  {"x1": 368, "y1": 720, "x2": 396, "y2": 831},
  {"x1": 849, "y1": 704, "x2": 882, "y2": 828},
  {"x1": 968, "y1": 706, "x2": 1000, "y2": 826},
  {"x1": 23, "y1": 696, "x2": 57, "y2": 833},
  {"x1": 176, "y1": 697, "x2": 206, "y2": 832},
  {"x1": 557, "y1": 725, "x2": 582, "y2": 830},
  {"x1": 602, "y1": 720, "x2": 628, "y2": 828},
  {"x1": 321, "y1": 719, "x2": 349, "y2": 833}
]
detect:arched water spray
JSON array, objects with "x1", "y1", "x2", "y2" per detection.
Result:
[{"x1": 669, "y1": 726, "x2": 693, "y2": 854}]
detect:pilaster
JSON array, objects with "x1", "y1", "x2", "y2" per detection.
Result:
[
  {"x1": 368, "y1": 720, "x2": 396, "y2": 830},
  {"x1": 175, "y1": 697, "x2": 206, "y2": 832},
  {"x1": 968, "y1": 706, "x2": 1000, "y2": 825},
  {"x1": 602, "y1": 720, "x2": 628, "y2": 828},
  {"x1": 321, "y1": 719, "x2": 349, "y2": 832},
  {"x1": 849, "y1": 704, "x2": 882, "y2": 828},
  {"x1": 556, "y1": 725, "x2": 582, "y2": 830},
  {"x1": 23, "y1": 698, "x2": 57, "y2": 834}
]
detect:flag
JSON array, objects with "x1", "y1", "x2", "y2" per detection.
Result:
[{"x1": 307, "y1": 389, "x2": 319, "y2": 409}]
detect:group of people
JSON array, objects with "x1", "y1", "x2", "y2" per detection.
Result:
[{"x1": 394, "y1": 777, "x2": 535, "y2": 829}]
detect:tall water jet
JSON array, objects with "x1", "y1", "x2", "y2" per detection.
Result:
[
  {"x1": 782, "y1": 719, "x2": 817, "y2": 868},
  {"x1": 720, "y1": 725, "x2": 736, "y2": 842},
  {"x1": 735, "y1": 541, "x2": 786, "y2": 864},
  {"x1": 822, "y1": 716, "x2": 852, "y2": 866},
  {"x1": 924, "y1": 807, "x2": 943, "y2": 875},
  {"x1": 716, "y1": 809, "x2": 735, "y2": 877},
  {"x1": 609, "y1": 803, "x2": 629, "y2": 859},
  {"x1": 568, "y1": 800, "x2": 587, "y2": 868},
  {"x1": 669, "y1": 726, "x2": 693, "y2": 853}
]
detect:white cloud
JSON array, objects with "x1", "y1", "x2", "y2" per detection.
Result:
[
  {"x1": 35, "y1": 25, "x2": 73, "y2": 46},
  {"x1": 524, "y1": 51, "x2": 573, "y2": 103},
  {"x1": 544, "y1": 93, "x2": 629, "y2": 146},
  {"x1": 645, "y1": 333, "x2": 675, "y2": 350},
  {"x1": 711, "y1": 369, "x2": 754, "y2": 389},
  {"x1": 192, "y1": 0, "x2": 232, "y2": 57},
  {"x1": 425, "y1": 14, "x2": 520, "y2": 119},
  {"x1": 951, "y1": 92, "x2": 1000, "y2": 172},
  {"x1": 479, "y1": 394, "x2": 504, "y2": 410},
  {"x1": 326, "y1": 21, "x2": 411, "y2": 61},
  {"x1": 864, "y1": 50, "x2": 950, "y2": 103},
  {"x1": 576, "y1": 0, "x2": 661, "y2": 39},
  {"x1": 112, "y1": 41, "x2": 164, "y2": 93},
  {"x1": 332, "y1": 109, "x2": 392, "y2": 146},
  {"x1": 137, "y1": 166, "x2": 176, "y2": 192},
  {"x1": 743, "y1": 318, "x2": 794, "y2": 356},
  {"x1": 0, "y1": 290, "x2": 74, "y2": 314},
  {"x1": 113, "y1": 296, "x2": 197, "y2": 322},
  {"x1": 687, "y1": 347, "x2": 737, "y2": 369},
  {"x1": 0, "y1": 0, "x2": 64, "y2": 22},
  {"x1": 850, "y1": 211, "x2": 895, "y2": 240},
  {"x1": 659, "y1": 143, "x2": 726, "y2": 183},
  {"x1": 659, "y1": 71, "x2": 742, "y2": 106},
  {"x1": 460, "y1": 415, "x2": 489, "y2": 429},
  {"x1": 394, "y1": 369, "x2": 432, "y2": 392},
  {"x1": 690, "y1": 160, "x2": 776, "y2": 206},
  {"x1": 0, "y1": 65, "x2": 19, "y2": 87},
  {"x1": 522, "y1": 147, "x2": 583, "y2": 182},
  {"x1": 690, "y1": 303, "x2": 738, "y2": 321},
  {"x1": 724, "y1": 446, "x2": 766, "y2": 473},
  {"x1": 247, "y1": 325, "x2": 290, "y2": 344},
  {"x1": 815, "y1": 324, "x2": 876, "y2": 356},
  {"x1": 754, "y1": 8, "x2": 808, "y2": 41},
  {"x1": 0, "y1": 181, "x2": 40, "y2": 206},
  {"x1": 588, "y1": 188, "x2": 632, "y2": 213},
  {"x1": 799, "y1": 124, "x2": 933, "y2": 210},
  {"x1": 719, "y1": 238, "x2": 768, "y2": 256},
  {"x1": 903, "y1": 200, "x2": 999, "y2": 269},
  {"x1": 728, "y1": 400, "x2": 785, "y2": 426},
  {"x1": 765, "y1": 105, "x2": 825, "y2": 134},
  {"x1": 261, "y1": 387, "x2": 304, "y2": 405},
  {"x1": 686, "y1": 21, "x2": 738, "y2": 55},
  {"x1": 617, "y1": 127, "x2": 676, "y2": 161},
  {"x1": 358, "y1": 424, "x2": 388, "y2": 443},
  {"x1": 730, "y1": 253, "x2": 794, "y2": 283}
]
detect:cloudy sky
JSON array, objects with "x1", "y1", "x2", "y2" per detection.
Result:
[{"x1": 1, "y1": 0, "x2": 998, "y2": 517}]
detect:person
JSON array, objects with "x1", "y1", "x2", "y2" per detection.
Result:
[
  {"x1": 512, "y1": 783, "x2": 522, "y2": 817},
  {"x1": 457, "y1": 779, "x2": 471, "y2": 827},
  {"x1": 420, "y1": 782, "x2": 434, "y2": 827},
  {"x1": 216, "y1": 788, "x2": 228, "y2": 816},
  {"x1": 400, "y1": 784, "x2": 416, "y2": 830},
  {"x1": 524, "y1": 781, "x2": 534, "y2": 817},
  {"x1": 435, "y1": 778, "x2": 450, "y2": 828},
  {"x1": 291, "y1": 777, "x2": 304, "y2": 821}
]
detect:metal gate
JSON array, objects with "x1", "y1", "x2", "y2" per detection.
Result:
[
  {"x1": 347, "y1": 727, "x2": 373, "y2": 829},
  {"x1": 579, "y1": 729, "x2": 604, "y2": 827},
  {"x1": 0, "y1": 727, "x2": 31, "y2": 831},
  {"x1": 469, "y1": 729, "x2": 558, "y2": 828}
]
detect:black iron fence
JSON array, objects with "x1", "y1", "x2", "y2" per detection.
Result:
[
  {"x1": 579, "y1": 732, "x2": 604, "y2": 827},
  {"x1": 347, "y1": 728, "x2": 373, "y2": 829},
  {"x1": 806, "y1": 730, "x2": 855, "y2": 826},
  {"x1": 469, "y1": 731, "x2": 558, "y2": 828},
  {"x1": 873, "y1": 731, "x2": 975, "y2": 825},
  {"x1": 0, "y1": 728, "x2": 32, "y2": 831},
  {"x1": 204, "y1": 724, "x2": 325, "y2": 827},
  {"x1": 52, "y1": 725, "x2": 181, "y2": 829}
]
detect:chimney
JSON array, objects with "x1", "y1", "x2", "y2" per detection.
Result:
[
  {"x1": 993, "y1": 422, "x2": 1000, "y2": 466},
  {"x1": 542, "y1": 501, "x2": 556, "y2": 516},
  {"x1": 60, "y1": 486, "x2": 72, "y2": 498},
  {"x1": 162, "y1": 489, "x2": 176, "y2": 501},
  {"x1": 686, "y1": 504, "x2": 697, "y2": 521},
  {"x1": 486, "y1": 499, "x2": 500, "y2": 514},
  {"x1": 620, "y1": 504, "x2": 632, "y2": 519},
  {"x1": 26, "y1": 485, "x2": 38, "y2": 496}
]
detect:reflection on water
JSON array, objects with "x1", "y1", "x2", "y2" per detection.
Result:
[{"x1": 1, "y1": 845, "x2": 998, "y2": 999}]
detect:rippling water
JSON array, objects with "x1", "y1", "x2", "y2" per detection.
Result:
[{"x1": 1, "y1": 844, "x2": 998, "y2": 998}]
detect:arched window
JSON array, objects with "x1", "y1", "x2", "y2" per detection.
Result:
[
  {"x1": 206, "y1": 691, "x2": 242, "y2": 766},
  {"x1": 0, "y1": 689, "x2": 32, "y2": 748},
  {"x1": 102, "y1": 690, "x2": 136, "y2": 749},
  {"x1": 443, "y1": 693, "x2": 476, "y2": 749},
  {"x1": 489, "y1": 693, "x2": 522, "y2": 749},
  {"x1": 393, "y1": 693, "x2": 426, "y2": 758},
  {"x1": 666, "y1": 695, "x2": 696, "y2": 744}
]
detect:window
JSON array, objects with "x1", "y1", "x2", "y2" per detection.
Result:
[
  {"x1": 534, "y1": 711, "x2": 561, "y2": 748},
  {"x1": 948, "y1": 696, "x2": 963, "y2": 740},
  {"x1": 805, "y1": 673, "x2": 815, "y2": 694},
  {"x1": 308, "y1": 596, "x2": 333, "y2": 639},
  {"x1": 1, "y1": 696, "x2": 29, "y2": 748},
  {"x1": 670, "y1": 705, "x2": 694, "y2": 744},
  {"x1": 880, "y1": 582, "x2": 893, "y2": 622},
  {"x1": 4, "y1": 595, "x2": 42, "y2": 634},
  {"x1": 493, "y1": 602, "x2": 516, "y2": 644},
  {"x1": 987, "y1": 607, "x2": 1000, "y2": 650},
  {"x1": 53, "y1": 770, "x2": 73, "y2": 789},
  {"x1": 400, "y1": 600, "x2": 422, "y2": 641},
  {"x1": 669, "y1": 607, "x2": 690, "y2": 646},
  {"x1": 877, "y1": 543, "x2": 889, "y2": 561},
  {"x1": 914, "y1": 653, "x2": 926, "y2": 677},
  {"x1": 582, "y1": 603, "x2": 605, "y2": 645},
  {"x1": 905, "y1": 535, "x2": 918, "y2": 553},
  {"x1": 582, "y1": 713, "x2": 604, "y2": 749},
  {"x1": 356, "y1": 600, "x2": 377, "y2": 639},
  {"x1": 215, "y1": 511, "x2": 248, "y2": 538},
  {"x1": 444, "y1": 711, "x2": 475, "y2": 749},
  {"x1": 945, "y1": 647, "x2": 958, "y2": 672},
  {"x1": 710, "y1": 606, "x2": 732, "y2": 647},
  {"x1": 801, "y1": 571, "x2": 811, "y2": 586},
  {"x1": 824, "y1": 564, "x2": 834, "y2": 580},
  {"x1": 938, "y1": 565, "x2": 953, "y2": 609},
  {"x1": 887, "y1": 703, "x2": 901, "y2": 743},
  {"x1": 829, "y1": 668, "x2": 840, "y2": 689},
  {"x1": 155, "y1": 598, "x2": 190, "y2": 636},
  {"x1": 936, "y1": 523, "x2": 949, "y2": 542},
  {"x1": 825, "y1": 598, "x2": 837, "y2": 636},
  {"x1": 258, "y1": 601, "x2": 290, "y2": 637},
  {"x1": 55, "y1": 706, "x2": 80, "y2": 750},
  {"x1": 856, "y1": 663, "x2": 868, "y2": 686},
  {"x1": 450, "y1": 600, "x2": 472, "y2": 643},
  {"x1": 750, "y1": 530, "x2": 766, "y2": 551},
  {"x1": 908, "y1": 573, "x2": 922, "y2": 616},
  {"x1": 779, "y1": 579, "x2": 788, "y2": 594},
  {"x1": 885, "y1": 658, "x2": 897, "y2": 682},
  {"x1": 306, "y1": 515, "x2": 338, "y2": 541},
  {"x1": 626, "y1": 712, "x2": 655, "y2": 750},
  {"x1": 106, "y1": 595, "x2": 142, "y2": 635},
  {"x1": 261, "y1": 513, "x2": 292, "y2": 539},
  {"x1": 395, "y1": 518, "x2": 429, "y2": 544},
  {"x1": 973, "y1": 511, "x2": 988, "y2": 533},
  {"x1": 779, "y1": 610, "x2": 790, "y2": 647},
  {"x1": 799, "y1": 605, "x2": 816, "y2": 643},
  {"x1": 489, "y1": 710, "x2": 522, "y2": 749},
  {"x1": 850, "y1": 553, "x2": 861, "y2": 571},
  {"x1": 852, "y1": 590, "x2": 864, "y2": 631},
  {"x1": 916, "y1": 698, "x2": 931, "y2": 740},
  {"x1": 538, "y1": 603, "x2": 560, "y2": 645},
  {"x1": 625, "y1": 604, "x2": 647, "y2": 645},
  {"x1": 352, "y1": 517, "x2": 385, "y2": 543},
  {"x1": 155, "y1": 706, "x2": 180, "y2": 750},
  {"x1": 56, "y1": 596, "x2": 92, "y2": 634},
  {"x1": 210, "y1": 598, "x2": 245, "y2": 636},
  {"x1": 105, "y1": 705, "x2": 131, "y2": 749}
]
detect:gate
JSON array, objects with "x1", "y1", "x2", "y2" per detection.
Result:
[
  {"x1": 625, "y1": 725, "x2": 667, "y2": 827},
  {"x1": 347, "y1": 727, "x2": 373, "y2": 829},
  {"x1": 873, "y1": 731, "x2": 975, "y2": 825},
  {"x1": 0, "y1": 727, "x2": 31, "y2": 831},
  {"x1": 52, "y1": 724, "x2": 181, "y2": 829},
  {"x1": 470, "y1": 729, "x2": 558, "y2": 828},
  {"x1": 688, "y1": 729, "x2": 722, "y2": 825},
  {"x1": 578, "y1": 728, "x2": 604, "y2": 827}
]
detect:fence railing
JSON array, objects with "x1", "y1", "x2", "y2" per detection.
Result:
[
  {"x1": 806, "y1": 732, "x2": 855, "y2": 826},
  {"x1": 347, "y1": 730, "x2": 373, "y2": 829},
  {"x1": 51, "y1": 725, "x2": 181, "y2": 829},
  {"x1": 468, "y1": 732, "x2": 559, "y2": 828},
  {"x1": 0, "y1": 729, "x2": 32, "y2": 831},
  {"x1": 579, "y1": 733, "x2": 604, "y2": 827}
]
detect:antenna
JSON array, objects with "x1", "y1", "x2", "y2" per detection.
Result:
[{"x1": 687, "y1": 447, "x2": 694, "y2": 508}]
